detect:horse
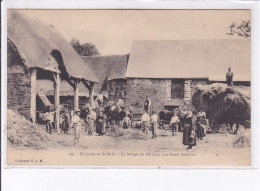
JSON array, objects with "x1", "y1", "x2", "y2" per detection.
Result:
[
  {"x1": 158, "y1": 109, "x2": 187, "y2": 131},
  {"x1": 102, "y1": 100, "x2": 132, "y2": 127}
]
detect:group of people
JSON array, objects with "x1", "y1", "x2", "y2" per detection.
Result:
[
  {"x1": 140, "y1": 110, "x2": 158, "y2": 138},
  {"x1": 43, "y1": 92, "x2": 208, "y2": 149},
  {"x1": 140, "y1": 108, "x2": 202, "y2": 150}
]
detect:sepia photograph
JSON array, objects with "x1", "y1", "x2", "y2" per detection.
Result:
[{"x1": 6, "y1": 9, "x2": 251, "y2": 166}]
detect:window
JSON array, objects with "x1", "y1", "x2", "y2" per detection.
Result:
[{"x1": 171, "y1": 79, "x2": 184, "y2": 99}]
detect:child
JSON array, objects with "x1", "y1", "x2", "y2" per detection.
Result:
[
  {"x1": 122, "y1": 114, "x2": 131, "y2": 129},
  {"x1": 170, "y1": 109, "x2": 180, "y2": 136}
]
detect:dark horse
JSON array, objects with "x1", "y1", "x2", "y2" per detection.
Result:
[
  {"x1": 159, "y1": 109, "x2": 186, "y2": 131},
  {"x1": 102, "y1": 102, "x2": 125, "y2": 126}
]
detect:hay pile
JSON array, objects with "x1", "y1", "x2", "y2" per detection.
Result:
[
  {"x1": 7, "y1": 109, "x2": 69, "y2": 150},
  {"x1": 192, "y1": 83, "x2": 250, "y2": 126},
  {"x1": 109, "y1": 126, "x2": 150, "y2": 140},
  {"x1": 233, "y1": 129, "x2": 251, "y2": 148}
]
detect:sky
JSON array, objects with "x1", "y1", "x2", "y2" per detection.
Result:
[{"x1": 20, "y1": 10, "x2": 250, "y2": 56}]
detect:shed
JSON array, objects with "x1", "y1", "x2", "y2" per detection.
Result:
[{"x1": 7, "y1": 10, "x2": 99, "y2": 130}]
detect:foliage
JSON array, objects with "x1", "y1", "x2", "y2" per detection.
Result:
[
  {"x1": 227, "y1": 20, "x2": 251, "y2": 38},
  {"x1": 70, "y1": 38, "x2": 100, "y2": 56}
]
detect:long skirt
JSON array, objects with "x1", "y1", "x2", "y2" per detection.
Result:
[
  {"x1": 183, "y1": 123, "x2": 196, "y2": 146},
  {"x1": 87, "y1": 121, "x2": 95, "y2": 134},
  {"x1": 96, "y1": 123, "x2": 105, "y2": 135},
  {"x1": 62, "y1": 119, "x2": 69, "y2": 133},
  {"x1": 196, "y1": 123, "x2": 205, "y2": 139}
]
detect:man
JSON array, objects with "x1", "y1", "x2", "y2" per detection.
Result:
[
  {"x1": 226, "y1": 66, "x2": 234, "y2": 87},
  {"x1": 43, "y1": 106, "x2": 57, "y2": 134},
  {"x1": 141, "y1": 110, "x2": 150, "y2": 135},
  {"x1": 71, "y1": 110, "x2": 81, "y2": 146},
  {"x1": 150, "y1": 111, "x2": 158, "y2": 139},
  {"x1": 170, "y1": 109, "x2": 180, "y2": 136}
]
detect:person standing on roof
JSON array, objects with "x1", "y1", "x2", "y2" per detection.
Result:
[{"x1": 226, "y1": 66, "x2": 234, "y2": 87}]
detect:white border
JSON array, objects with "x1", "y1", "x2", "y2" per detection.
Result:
[{"x1": 1, "y1": 0, "x2": 260, "y2": 189}]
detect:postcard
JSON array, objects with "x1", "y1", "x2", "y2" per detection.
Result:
[{"x1": 5, "y1": 9, "x2": 251, "y2": 166}]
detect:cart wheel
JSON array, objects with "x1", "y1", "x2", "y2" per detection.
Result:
[{"x1": 227, "y1": 123, "x2": 239, "y2": 134}]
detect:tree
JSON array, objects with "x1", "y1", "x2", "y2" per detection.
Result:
[
  {"x1": 70, "y1": 38, "x2": 100, "y2": 56},
  {"x1": 227, "y1": 20, "x2": 251, "y2": 38}
]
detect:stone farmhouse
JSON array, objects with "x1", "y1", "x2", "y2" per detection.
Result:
[{"x1": 84, "y1": 40, "x2": 250, "y2": 113}]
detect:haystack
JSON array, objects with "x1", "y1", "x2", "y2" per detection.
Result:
[
  {"x1": 233, "y1": 129, "x2": 251, "y2": 148},
  {"x1": 192, "y1": 83, "x2": 250, "y2": 126},
  {"x1": 109, "y1": 126, "x2": 149, "y2": 140},
  {"x1": 7, "y1": 109, "x2": 69, "y2": 150}
]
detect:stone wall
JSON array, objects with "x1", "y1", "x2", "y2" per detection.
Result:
[
  {"x1": 108, "y1": 79, "x2": 127, "y2": 101},
  {"x1": 125, "y1": 78, "x2": 209, "y2": 113},
  {"x1": 7, "y1": 65, "x2": 32, "y2": 120},
  {"x1": 125, "y1": 79, "x2": 171, "y2": 113}
]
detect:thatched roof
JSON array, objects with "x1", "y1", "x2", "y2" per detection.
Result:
[
  {"x1": 81, "y1": 54, "x2": 128, "y2": 91},
  {"x1": 7, "y1": 10, "x2": 98, "y2": 83},
  {"x1": 125, "y1": 40, "x2": 250, "y2": 81}
]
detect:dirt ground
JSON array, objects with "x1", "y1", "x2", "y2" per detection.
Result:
[
  {"x1": 46, "y1": 125, "x2": 250, "y2": 153},
  {"x1": 7, "y1": 122, "x2": 251, "y2": 166}
]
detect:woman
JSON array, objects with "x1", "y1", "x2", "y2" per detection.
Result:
[
  {"x1": 86, "y1": 109, "x2": 96, "y2": 135},
  {"x1": 96, "y1": 110, "x2": 106, "y2": 136},
  {"x1": 183, "y1": 111, "x2": 196, "y2": 149},
  {"x1": 196, "y1": 111, "x2": 207, "y2": 140},
  {"x1": 62, "y1": 109, "x2": 70, "y2": 134}
]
